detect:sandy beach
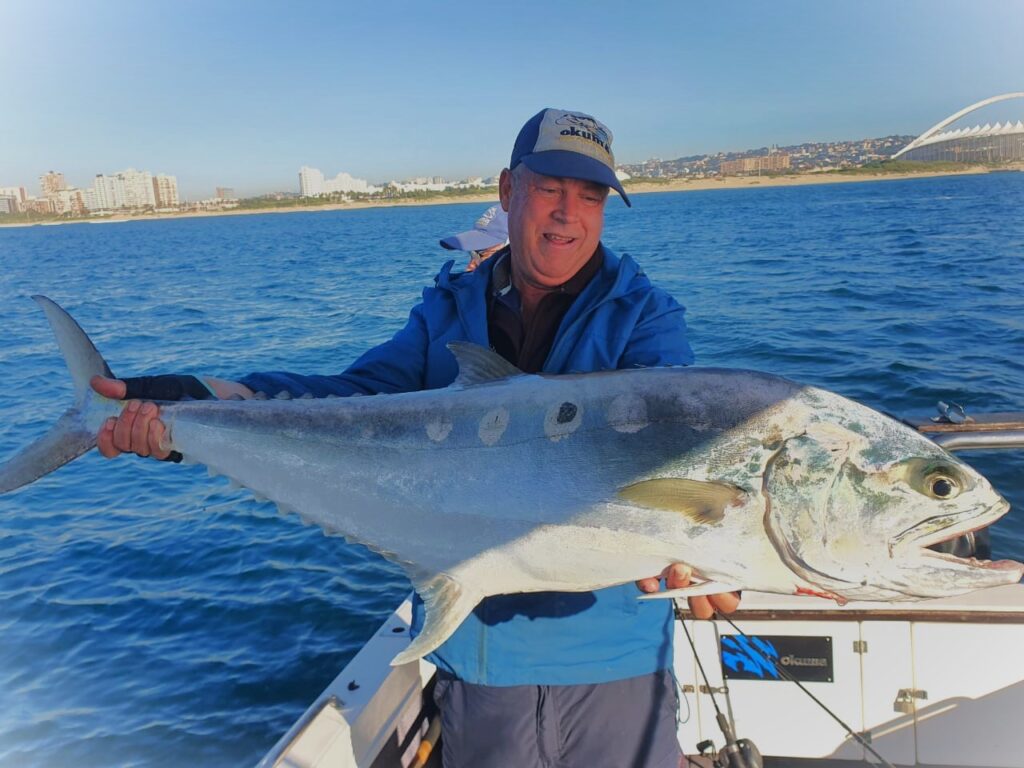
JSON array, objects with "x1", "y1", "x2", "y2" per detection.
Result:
[{"x1": 1, "y1": 165, "x2": 1017, "y2": 229}]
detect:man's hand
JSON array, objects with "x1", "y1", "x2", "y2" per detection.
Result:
[
  {"x1": 90, "y1": 374, "x2": 251, "y2": 461},
  {"x1": 636, "y1": 563, "x2": 741, "y2": 619},
  {"x1": 92, "y1": 376, "x2": 172, "y2": 460}
]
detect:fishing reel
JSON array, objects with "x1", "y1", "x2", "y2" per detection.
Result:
[{"x1": 696, "y1": 736, "x2": 763, "y2": 768}]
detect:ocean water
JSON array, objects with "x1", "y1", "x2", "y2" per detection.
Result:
[{"x1": 1, "y1": 173, "x2": 1022, "y2": 767}]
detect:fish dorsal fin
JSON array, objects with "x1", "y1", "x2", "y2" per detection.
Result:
[
  {"x1": 448, "y1": 341, "x2": 525, "y2": 387},
  {"x1": 391, "y1": 573, "x2": 479, "y2": 666},
  {"x1": 618, "y1": 478, "x2": 744, "y2": 524}
]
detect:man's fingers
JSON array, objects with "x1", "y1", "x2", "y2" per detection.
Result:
[
  {"x1": 91, "y1": 375, "x2": 127, "y2": 400},
  {"x1": 708, "y1": 591, "x2": 742, "y2": 615},
  {"x1": 636, "y1": 577, "x2": 660, "y2": 594},
  {"x1": 147, "y1": 417, "x2": 170, "y2": 460},
  {"x1": 637, "y1": 563, "x2": 693, "y2": 593},
  {"x1": 688, "y1": 596, "x2": 716, "y2": 620},
  {"x1": 664, "y1": 563, "x2": 693, "y2": 590},
  {"x1": 688, "y1": 591, "x2": 742, "y2": 620},
  {"x1": 131, "y1": 402, "x2": 154, "y2": 457},
  {"x1": 97, "y1": 418, "x2": 121, "y2": 459},
  {"x1": 112, "y1": 400, "x2": 141, "y2": 452}
]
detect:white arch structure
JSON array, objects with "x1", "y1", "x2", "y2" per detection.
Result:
[{"x1": 893, "y1": 92, "x2": 1024, "y2": 159}]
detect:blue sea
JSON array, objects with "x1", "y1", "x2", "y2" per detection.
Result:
[{"x1": 1, "y1": 173, "x2": 1023, "y2": 767}]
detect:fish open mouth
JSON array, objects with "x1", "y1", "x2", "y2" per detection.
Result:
[
  {"x1": 899, "y1": 498, "x2": 1024, "y2": 577},
  {"x1": 892, "y1": 499, "x2": 1011, "y2": 557},
  {"x1": 920, "y1": 547, "x2": 1024, "y2": 575}
]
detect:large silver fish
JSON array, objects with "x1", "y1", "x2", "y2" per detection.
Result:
[{"x1": 2, "y1": 297, "x2": 1021, "y2": 665}]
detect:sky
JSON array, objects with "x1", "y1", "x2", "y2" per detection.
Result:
[{"x1": 2, "y1": 0, "x2": 1023, "y2": 199}]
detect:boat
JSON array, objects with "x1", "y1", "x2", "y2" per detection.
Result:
[{"x1": 259, "y1": 410, "x2": 1024, "y2": 768}]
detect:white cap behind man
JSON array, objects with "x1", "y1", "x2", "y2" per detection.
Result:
[{"x1": 439, "y1": 205, "x2": 509, "y2": 252}]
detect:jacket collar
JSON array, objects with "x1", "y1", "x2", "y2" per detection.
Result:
[{"x1": 436, "y1": 243, "x2": 646, "y2": 351}]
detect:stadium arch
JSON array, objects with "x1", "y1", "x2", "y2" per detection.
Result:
[{"x1": 893, "y1": 92, "x2": 1024, "y2": 161}]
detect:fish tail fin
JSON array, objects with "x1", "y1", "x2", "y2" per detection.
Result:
[
  {"x1": 391, "y1": 574, "x2": 478, "y2": 667},
  {"x1": 0, "y1": 296, "x2": 114, "y2": 493}
]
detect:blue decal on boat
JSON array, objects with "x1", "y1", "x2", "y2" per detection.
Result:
[{"x1": 720, "y1": 635, "x2": 780, "y2": 679}]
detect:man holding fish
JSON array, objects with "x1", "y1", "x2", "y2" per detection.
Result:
[{"x1": 93, "y1": 108, "x2": 740, "y2": 767}]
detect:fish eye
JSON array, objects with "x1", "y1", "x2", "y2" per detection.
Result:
[
  {"x1": 902, "y1": 458, "x2": 966, "y2": 500},
  {"x1": 929, "y1": 475, "x2": 959, "y2": 499}
]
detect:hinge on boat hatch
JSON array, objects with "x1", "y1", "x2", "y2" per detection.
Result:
[
  {"x1": 853, "y1": 640, "x2": 868, "y2": 654},
  {"x1": 893, "y1": 688, "x2": 927, "y2": 714}
]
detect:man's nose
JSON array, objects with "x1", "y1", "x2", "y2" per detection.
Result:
[{"x1": 553, "y1": 191, "x2": 580, "y2": 221}]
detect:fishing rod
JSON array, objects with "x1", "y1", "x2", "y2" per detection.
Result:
[
  {"x1": 674, "y1": 598, "x2": 897, "y2": 768},
  {"x1": 674, "y1": 600, "x2": 761, "y2": 768},
  {"x1": 718, "y1": 613, "x2": 896, "y2": 768}
]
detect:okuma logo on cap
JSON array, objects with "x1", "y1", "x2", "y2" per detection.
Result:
[
  {"x1": 554, "y1": 112, "x2": 612, "y2": 154},
  {"x1": 533, "y1": 109, "x2": 616, "y2": 166}
]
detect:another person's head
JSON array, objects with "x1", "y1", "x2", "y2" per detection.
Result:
[
  {"x1": 500, "y1": 108, "x2": 630, "y2": 292},
  {"x1": 440, "y1": 205, "x2": 509, "y2": 272}
]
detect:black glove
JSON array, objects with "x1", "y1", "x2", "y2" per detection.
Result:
[
  {"x1": 120, "y1": 375, "x2": 216, "y2": 462},
  {"x1": 122, "y1": 374, "x2": 216, "y2": 402}
]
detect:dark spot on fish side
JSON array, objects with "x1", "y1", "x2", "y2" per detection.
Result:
[{"x1": 557, "y1": 402, "x2": 578, "y2": 424}]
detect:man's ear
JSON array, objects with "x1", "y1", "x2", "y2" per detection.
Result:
[{"x1": 498, "y1": 168, "x2": 512, "y2": 212}]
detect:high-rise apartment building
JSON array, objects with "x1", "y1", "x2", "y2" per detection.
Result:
[
  {"x1": 152, "y1": 174, "x2": 180, "y2": 208},
  {"x1": 0, "y1": 186, "x2": 27, "y2": 212},
  {"x1": 51, "y1": 188, "x2": 87, "y2": 216},
  {"x1": 91, "y1": 174, "x2": 124, "y2": 210},
  {"x1": 299, "y1": 166, "x2": 325, "y2": 197},
  {"x1": 299, "y1": 165, "x2": 377, "y2": 197},
  {"x1": 720, "y1": 153, "x2": 792, "y2": 175},
  {"x1": 89, "y1": 169, "x2": 158, "y2": 210},
  {"x1": 39, "y1": 171, "x2": 67, "y2": 196},
  {"x1": 118, "y1": 168, "x2": 157, "y2": 208}
]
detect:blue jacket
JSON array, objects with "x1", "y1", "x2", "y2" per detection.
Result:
[{"x1": 240, "y1": 246, "x2": 695, "y2": 686}]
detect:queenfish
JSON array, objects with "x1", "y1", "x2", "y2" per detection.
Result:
[{"x1": 2, "y1": 296, "x2": 1021, "y2": 665}]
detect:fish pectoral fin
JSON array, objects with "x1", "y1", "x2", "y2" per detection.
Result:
[
  {"x1": 391, "y1": 573, "x2": 479, "y2": 667},
  {"x1": 618, "y1": 478, "x2": 744, "y2": 524},
  {"x1": 637, "y1": 580, "x2": 741, "y2": 601}
]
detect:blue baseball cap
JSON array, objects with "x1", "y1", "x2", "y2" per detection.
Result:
[
  {"x1": 510, "y1": 108, "x2": 631, "y2": 207},
  {"x1": 440, "y1": 205, "x2": 509, "y2": 251}
]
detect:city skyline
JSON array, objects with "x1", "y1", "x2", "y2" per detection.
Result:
[{"x1": 3, "y1": 1, "x2": 1023, "y2": 199}]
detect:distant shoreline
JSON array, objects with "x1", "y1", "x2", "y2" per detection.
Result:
[{"x1": 1, "y1": 165, "x2": 1017, "y2": 230}]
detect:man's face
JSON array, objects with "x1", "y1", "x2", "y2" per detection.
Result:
[{"x1": 499, "y1": 165, "x2": 608, "y2": 292}]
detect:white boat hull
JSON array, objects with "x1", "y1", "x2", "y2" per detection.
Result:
[{"x1": 260, "y1": 585, "x2": 1024, "y2": 768}]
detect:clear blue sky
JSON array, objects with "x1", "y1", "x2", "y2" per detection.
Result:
[{"x1": 2, "y1": 0, "x2": 1022, "y2": 199}]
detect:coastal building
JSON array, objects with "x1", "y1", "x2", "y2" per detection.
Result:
[
  {"x1": 50, "y1": 188, "x2": 87, "y2": 216},
  {"x1": 299, "y1": 166, "x2": 377, "y2": 197},
  {"x1": 0, "y1": 186, "x2": 27, "y2": 212},
  {"x1": 91, "y1": 174, "x2": 123, "y2": 211},
  {"x1": 87, "y1": 169, "x2": 161, "y2": 211},
  {"x1": 152, "y1": 174, "x2": 180, "y2": 208},
  {"x1": 215, "y1": 187, "x2": 236, "y2": 200},
  {"x1": 0, "y1": 196, "x2": 16, "y2": 214},
  {"x1": 387, "y1": 178, "x2": 450, "y2": 193},
  {"x1": 119, "y1": 168, "x2": 157, "y2": 208},
  {"x1": 720, "y1": 152, "x2": 792, "y2": 175},
  {"x1": 23, "y1": 198, "x2": 56, "y2": 215},
  {"x1": 895, "y1": 92, "x2": 1024, "y2": 163},
  {"x1": 39, "y1": 171, "x2": 67, "y2": 195}
]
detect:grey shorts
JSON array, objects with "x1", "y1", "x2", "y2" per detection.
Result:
[{"x1": 433, "y1": 669, "x2": 682, "y2": 768}]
